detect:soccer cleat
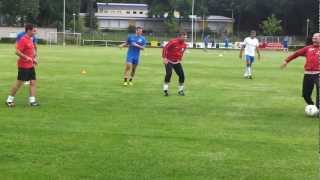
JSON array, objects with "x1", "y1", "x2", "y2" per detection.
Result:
[
  {"x1": 129, "y1": 81, "x2": 133, "y2": 86},
  {"x1": 178, "y1": 90, "x2": 185, "y2": 96},
  {"x1": 248, "y1": 75, "x2": 253, "y2": 79},
  {"x1": 123, "y1": 82, "x2": 128, "y2": 86},
  {"x1": 30, "y1": 102, "x2": 40, "y2": 107},
  {"x1": 164, "y1": 90, "x2": 169, "y2": 96},
  {"x1": 5, "y1": 101, "x2": 15, "y2": 107}
]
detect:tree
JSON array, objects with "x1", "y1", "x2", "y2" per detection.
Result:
[
  {"x1": 19, "y1": 0, "x2": 39, "y2": 24},
  {"x1": 259, "y1": 14, "x2": 282, "y2": 36}
]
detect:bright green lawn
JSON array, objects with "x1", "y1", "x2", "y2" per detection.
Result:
[{"x1": 0, "y1": 44, "x2": 318, "y2": 179}]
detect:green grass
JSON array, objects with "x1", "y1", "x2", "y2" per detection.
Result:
[{"x1": 0, "y1": 44, "x2": 318, "y2": 179}]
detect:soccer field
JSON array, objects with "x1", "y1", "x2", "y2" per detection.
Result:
[{"x1": 0, "y1": 44, "x2": 318, "y2": 179}]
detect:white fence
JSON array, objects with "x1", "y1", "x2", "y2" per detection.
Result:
[{"x1": 0, "y1": 27, "x2": 57, "y2": 41}]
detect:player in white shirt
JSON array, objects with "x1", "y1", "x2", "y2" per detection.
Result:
[{"x1": 239, "y1": 30, "x2": 261, "y2": 79}]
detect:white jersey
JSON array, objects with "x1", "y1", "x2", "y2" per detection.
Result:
[{"x1": 243, "y1": 37, "x2": 259, "y2": 56}]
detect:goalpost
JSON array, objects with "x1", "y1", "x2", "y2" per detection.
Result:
[{"x1": 47, "y1": 32, "x2": 81, "y2": 46}]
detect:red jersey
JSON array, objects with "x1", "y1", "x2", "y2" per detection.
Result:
[
  {"x1": 16, "y1": 35, "x2": 35, "y2": 69},
  {"x1": 162, "y1": 38, "x2": 187, "y2": 63},
  {"x1": 285, "y1": 45, "x2": 320, "y2": 72}
]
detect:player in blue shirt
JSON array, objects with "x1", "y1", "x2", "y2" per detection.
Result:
[{"x1": 119, "y1": 27, "x2": 146, "y2": 86}]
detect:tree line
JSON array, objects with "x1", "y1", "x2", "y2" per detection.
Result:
[{"x1": 0, "y1": 0, "x2": 317, "y2": 35}]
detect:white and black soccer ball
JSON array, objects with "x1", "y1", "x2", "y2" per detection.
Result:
[{"x1": 305, "y1": 105, "x2": 319, "y2": 117}]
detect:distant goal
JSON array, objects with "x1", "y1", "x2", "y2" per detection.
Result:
[{"x1": 47, "y1": 32, "x2": 82, "y2": 46}]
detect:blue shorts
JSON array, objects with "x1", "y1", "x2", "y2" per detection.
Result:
[
  {"x1": 126, "y1": 58, "x2": 139, "y2": 65},
  {"x1": 245, "y1": 55, "x2": 255, "y2": 64}
]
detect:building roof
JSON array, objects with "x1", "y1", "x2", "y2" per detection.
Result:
[
  {"x1": 95, "y1": 15, "x2": 233, "y2": 23},
  {"x1": 97, "y1": 3, "x2": 148, "y2": 7}
]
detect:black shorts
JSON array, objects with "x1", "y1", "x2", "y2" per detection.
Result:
[{"x1": 17, "y1": 68, "x2": 36, "y2": 81}]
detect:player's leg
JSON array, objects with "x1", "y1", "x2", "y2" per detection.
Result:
[
  {"x1": 313, "y1": 74, "x2": 319, "y2": 108},
  {"x1": 247, "y1": 56, "x2": 254, "y2": 79},
  {"x1": 123, "y1": 63, "x2": 132, "y2": 86},
  {"x1": 173, "y1": 63, "x2": 185, "y2": 96},
  {"x1": 29, "y1": 80, "x2": 39, "y2": 106},
  {"x1": 28, "y1": 68, "x2": 39, "y2": 106},
  {"x1": 129, "y1": 60, "x2": 139, "y2": 85},
  {"x1": 243, "y1": 55, "x2": 250, "y2": 78},
  {"x1": 302, "y1": 74, "x2": 315, "y2": 105},
  {"x1": 6, "y1": 80, "x2": 24, "y2": 107},
  {"x1": 163, "y1": 63, "x2": 173, "y2": 96},
  {"x1": 6, "y1": 68, "x2": 27, "y2": 107}
]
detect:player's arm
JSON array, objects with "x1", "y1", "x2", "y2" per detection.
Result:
[
  {"x1": 15, "y1": 48, "x2": 32, "y2": 62},
  {"x1": 239, "y1": 45, "x2": 244, "y2": 58},
  {"x1": 280, "y1": 47, "x2": 308, "y2": 69},
  {"x1": 119, "y1": 42, "x2": 128, "y2": 48},
  {"x1": 162, "y1": 45, "x2": 168, "y2": 64},
  {"x1": 131, "y1": 42, "x2": 145, "y2": 50},
  {"x1": 256, "y1": 46, "x2": 261, "y2": 60}
]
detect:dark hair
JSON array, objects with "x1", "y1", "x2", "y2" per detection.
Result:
[
  {"x1": 136, "y1": 26, "x2": 143, "y2": 30},
  {"x1": 179, "y1": 32, "x2": 187, "y2": 37},
  {"x1": 250, "y1": 30, "x2": 256, "y2": 34},
  {"x1": 25, "y1": 23, "x2": 34, "y2": 32}
]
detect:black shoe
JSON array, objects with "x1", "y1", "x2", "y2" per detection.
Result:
[
  {"x1": 248, "y1": 75, "x2": 253, "y2": 79},
  {"x1": 30, "y1": 102, "x2": 40, "y2": 107},
  {"x1": 178, "y1": 90, "x2": 185, "y2": 96},
  {"x1": 5, "y1": 101, "x2": 15, "y2": 107},
  {"x1": 164, "y1": 90, "x2": 169, "y2": 96}
]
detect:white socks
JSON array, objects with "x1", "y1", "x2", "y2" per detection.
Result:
[
  {"x1": 29, "y1": 96, "x2": 36, "y2": 103},
  {"x1": 244, "y1": 67, "x2": 248, "y2": 76},
  {"x1": 163, "y1": 84, "x2": 184, "y2": 92},
  {"x1": 6, "y1": 95, "x2": 14, "y2": 103},
  {"x1": 244, "y1": 66, "x2": 252, "y2": 76},
  {"x1": 6, "y1": 95, "x2": 36, "y2": 104},
  {"x1": 163, "y1": 84, "x2": 169, "y2": 91},
  {"x1": 247, "y1": 67, "x2": 252, "y2": 76},
  {"x1": 179, "y1": 85, "x2": 184, "y2": 92}
]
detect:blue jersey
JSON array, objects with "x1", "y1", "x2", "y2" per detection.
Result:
[
  {"x1": 16, "y1": 32, "x2": 37, "y2": 44},
  {"x1": 126, "y1": 34, "x2": 146, "y2": 60}
]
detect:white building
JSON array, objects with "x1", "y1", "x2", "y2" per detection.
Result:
[
  {"x1": 96, "y1": 3, "x2": 148, "y2": 18},
  {"x1": 95, "y1": 3, "x2": 233, "y2": 35}
]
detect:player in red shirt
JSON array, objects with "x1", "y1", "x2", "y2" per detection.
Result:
[
  {"x1": 6, "y1": 24, "x2": 39, "y2": 107},
  {"x1": 162, "y1": 32, "x2": 188, "y2": 96},
  {"x1": 280, "y1": 33, "x2": 320, "y2": 108}
]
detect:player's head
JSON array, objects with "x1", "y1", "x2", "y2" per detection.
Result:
[
  {"x1": 178, "y1": 32, "x2": 188, "y2": 41},
  {"x1": 250, "y1": 30, "x2": 256, "y2": 38},
  {"x1": 25, "y1": 23, "x2": 36, "y2": 37},
  {"x1": 136, "y1": 27, "x2": 143, "y2": 35},
  {"x1": 312, "y1": 33, "x2": 320, "y2": 45}
]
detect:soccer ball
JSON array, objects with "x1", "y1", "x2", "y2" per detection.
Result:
[{"x1": 304, "y1": 105, "x2": 319, "y2": 117}]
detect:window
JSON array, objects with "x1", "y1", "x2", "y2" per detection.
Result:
[
  {"x1": 133, "y1": 11, "x2": 137, "y2": 14},
  {"x1": 139, "y1": 11, "x2": 143, "y2": 14},
  {"x1": 126, "y1": 11, "x2": 130, "y2": 14}
]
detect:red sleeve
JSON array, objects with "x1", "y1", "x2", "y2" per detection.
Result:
[
  {"x1": 285, "y1": 46, "x2": 309, "y2": 63},
  {"x1": 162, "y1": 40, "x2": 176, "y2": 58}
]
